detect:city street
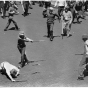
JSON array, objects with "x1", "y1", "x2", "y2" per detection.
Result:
[{"x1": 0, "y1": 3, "x2": 88, "y2": 86}]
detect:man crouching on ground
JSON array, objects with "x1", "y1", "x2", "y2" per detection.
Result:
[{"x1": 0, "y1": 61, "x2": 20, "y2": 82}]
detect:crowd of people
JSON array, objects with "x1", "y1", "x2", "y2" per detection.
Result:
[{"x1": 0, "y1": 0, "x2": 88, "y2": 82}]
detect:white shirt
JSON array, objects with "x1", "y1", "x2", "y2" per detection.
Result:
[
  {"x1": 85, "y1": 40, "x2": 88, "y2": 55},
  {"x1": 54, "y1": 1, "x2": 59, "y2": 7},
  {"x1": 63, "y1": 11, "x2": 73, "y2": 21},
  {"x1": 3, "y1": 0, "x2": 5, "y2": 3},
  {"x1": 58, "y1": 0, "x2": 67, "y2": 7},
  {"x1": 0, "y1": 61, "x2": 20, "y2": 81}
]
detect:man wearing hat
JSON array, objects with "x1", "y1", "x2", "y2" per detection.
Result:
[
  {"x1": 0, "y1": 61, "x2": 20, "y2": 82},
  {"x1": 46, "y1": 7, "x2": 59, "y2": 40},
  {"x1": 61, "y1": 6, "x2": 73, "y2": 37},
  {"x1": 17, "y1": 31, "x2": 33, "y2": 68},
  {"x1": 78, "y1": 34, "x2": 88, "y2": 80}
]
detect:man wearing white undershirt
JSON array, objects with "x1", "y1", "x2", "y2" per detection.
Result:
[{"x1": 0, "y1": 61, "x2": 20, "y2": 82}]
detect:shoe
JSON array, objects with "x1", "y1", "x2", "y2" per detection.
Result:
[
  {"x1": 18, "y1": 62, "x2": 22, "y2": 64},
  {"x1": 4, "y1": 29, "x2": 7, "y2": 31},
  {"x1": 15, "y1": 12, "x2": 19, "y2": 15},
  {"x1": 67, "y1": 33, "x2": 72, "y2": 38},
  {"x1": 25, "y1": 62, "x2": 29, "y2": 65},
  {"x1": 67, "y1": 34, "x2": 70, "y2": 37},
  {"x1": 1, "y1": 16, "x2": 5, "y2": 19},
  {"x1": 21, "y1": 64, "x2": 25, "y2": 68},
  {"x1": 77, "y1": 76, "x2": 84, "y2": 80},
  {"x1": 22, "y1": 13, "x2": 26, "y2": 17},
  {"x1": 50, "y1": 38, "x2": 53, "y2": 41},
  {"x1": 25, "y1": 60, "x2": 30, "y2": 65},
  {"x1": 61, "y1": 33, "x2": 64, "y2": 36},
  {"x1": 16, "y1": 28, "x2": 20, "y2": 31},
  {"x1": 47, "y1": 34, "x2": 50, "y2": 38},
  {"x1": 47, "y1": 35, "x2": 50, "y2": 38},
  {"x1": 77, "y1": 21, "x2": 81, "y2": 24},
  {"x1": 50, "y1": 36, "x2": 53, "y2": 41}
]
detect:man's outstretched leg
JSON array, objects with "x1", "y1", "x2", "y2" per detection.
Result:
[
  {"x1": 78, "y1": 55, "x2": 87, "y2": 80},
  {"x1": 4, "y1": 18, "x2": 11, "y2": 31},
  {"x1": 12, "y1": 19, "x2": 20, "y2": 30}
]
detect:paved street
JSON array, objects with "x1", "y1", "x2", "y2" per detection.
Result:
[{"x1": 0, "y1": 3, "x2": 88, "y2": 87}]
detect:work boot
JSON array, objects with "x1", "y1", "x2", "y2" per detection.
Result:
[
  {"x1": 4, "y1": 28, "x2": 8, "y2": 31},
  {"x1": 15, "y1": 27, "x2": 20, "y2": 31},
  {"x1": 25, "y1": 61, "x2": 29, "y2": 65},
  {"x1": 77, "y1": 76, "x2": 84, "y2": 80},
  {"x1": 20, "y1": 63, "x2": 25, "y2": 68}
]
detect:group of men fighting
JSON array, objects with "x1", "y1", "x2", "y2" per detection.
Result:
[{"x1": 0, "y1": 0, "x2": 88, "y2": 82}]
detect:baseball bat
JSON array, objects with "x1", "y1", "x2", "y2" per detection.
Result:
[
  {"x1": 15, "y1": 80, "x2": 27, "y2": 82},
  {"x1": 33, "y1": 40, "x2": 45, "y2": 42}
]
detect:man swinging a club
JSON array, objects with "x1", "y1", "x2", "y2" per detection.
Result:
[{"x1": 18, "y1": 31, "x2": 33, "y2": 68}]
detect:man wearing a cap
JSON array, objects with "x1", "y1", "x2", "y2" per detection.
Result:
[
  {"x1": 46, "y1": 7, "x2": 59, "y2": 38},
  {"x1": 0, "y1": 61, "x2": 20, "y2": 82},
  {"x1": 78, "y1": 34, "x2": 88, "y2": 80},
  {"x1": 17, "y1": 31, "x2": 33, "y2": 68},
  {"x1": 61, "y1": 6, "x2": 73, "y2": 37}
]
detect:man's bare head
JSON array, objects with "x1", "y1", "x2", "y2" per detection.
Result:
[{"x1": 10, "y1": 69, "x2": 17, "y2": 78}]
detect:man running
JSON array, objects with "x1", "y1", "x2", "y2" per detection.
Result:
[
  {"x1": 46, "y1": 7, "x2": 59, "y2": 40},
  {"x1": 4, "y1": 2, "x2": 19, "y2": 31}
]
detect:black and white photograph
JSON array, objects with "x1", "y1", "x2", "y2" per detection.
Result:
[{"x1": 0, "y1": 0, "x2": 88, "y2": 87}]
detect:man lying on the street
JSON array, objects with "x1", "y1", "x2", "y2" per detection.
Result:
[{"x1": 0, "y1": 61, "x2": 20, "y2": 82}]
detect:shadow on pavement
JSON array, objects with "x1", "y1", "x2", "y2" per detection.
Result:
[
  {"x1": 29, "y1": 60, "x2": 45, "y2": 63},
  {"x1": 22, "y1": 13, "x2": 31, "y2": 17},
  {"x1": 15, "y1": 80, "x2": 27, "y2": 82},
  {"x1": 18, "y1": 60, "x2": 45, "y2": 64},
  {"x1": 32, "y1": 72, "x2": 40, "y2": 74},
  {"x1": 73, "y1": 21, "x2": 82, "y2": 24},
  {"x1": 75, "y1": 54, "x2": 84, "y2": 55},
  {"x1": 43, "y1": 35, "x2": 61, "y2": 38},
  {"x1": 8, "y1": 27, "x2": 16, "y2": 31}
]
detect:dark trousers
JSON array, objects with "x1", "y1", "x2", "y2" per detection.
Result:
[
  {"x1": 5, "y1": 18, "x2": 19, "y2": 30},
  {"x1": 23, "y1": 3, "x2": 29, "y2": 16},
  {"x1": 2, "y1": 4, "x2": 6, "y2": 18},
  {"x1": 2, "y1": 1, "x2": 9, "y2": 18},
  {"x1": 58, "y1": 6, "x2": 64, "y2": 17},
  {"x1": 78, "y1": 54, "x2": 88, "y2": 77},
  {"x1": 17, "y1": 46, "x2": 29, "y2": 67},
  {"x1": 45, "y1": 2, "x2": 51, "y2": 9},
  {"x1": 70, "y1": 8, "x2": 75, "y2": 22},
  {"x1": 47, "y1": 23, "x2": 54, "y2": 37}
]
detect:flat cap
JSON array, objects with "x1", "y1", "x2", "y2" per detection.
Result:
[{"x1": 82, "y1": 34, "x2": 88, "y2": 39}]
